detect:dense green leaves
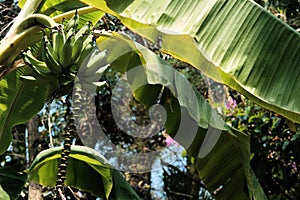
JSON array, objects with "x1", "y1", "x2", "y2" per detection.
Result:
[
  {"x1": 81, "y1": 0, "x2": 300, "y2": 123},
  {"x1": 28, "y1": 145, "x2": 140, "y2": 199},
  {"x1": 96, "y1": 33, "x2": 266, "y2": 199},
  {"x1": 0, "y1": 67, "x2": 48, "y2": 155},
  {"x1": 0, "y1": 167, "x2": 27, "y2": 200}
]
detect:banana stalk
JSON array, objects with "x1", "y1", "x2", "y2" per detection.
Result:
[{"x1": 0, "y1": 13, "x2": 57, "y2": 73}]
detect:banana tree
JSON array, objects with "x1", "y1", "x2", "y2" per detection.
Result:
[{"x1": 0, "y1": 0, "x2": 299, "y2": 199}]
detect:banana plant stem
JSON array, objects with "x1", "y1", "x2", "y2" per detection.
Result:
[
  {"x1": 0, "y1": 26, "x2": 42, "y2": 71},
  {"x1": 0, "y1": 0, "x2": 44, "y2": 74},
  {"x1": 6, "y1": 0, "x2": 43, "y2": 37}
]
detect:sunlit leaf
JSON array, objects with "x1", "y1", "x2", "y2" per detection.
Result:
[
  {"x1": 0, "y1": 185, "x2": 9, "y2": 200},
  {"x1": 19, "y1": 0, "x2": 104, "y2": 26},
  {"x1": 81, "y1": 0, "x2": 300, "y2": 123}
]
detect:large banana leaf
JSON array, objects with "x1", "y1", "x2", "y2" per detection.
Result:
[
  {"x1": 95, "y1": 33, "x2": 266, "y2": 199},
  {"x1": 0, "y1": 67, "x2": 49, "y2": 155},
  {"x1": 28, "y1": 145, "x2": 140, "y2": 200},
  {"x1": 81, "y1": 0, "x2": 300, "y2": 123}
]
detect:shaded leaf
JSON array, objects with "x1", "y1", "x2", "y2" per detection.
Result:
[
  {"x1": 0, "y1": 67, "x2": 49, "y2": 155},
  {"x1": 0, "y1": 167, "x2": 27, "y2": 200},
  {"x1": 28, "y1": 145, "x2": 140, "y2": 199},
  {"x1": 96, "y1": 33, "x2": 266, "y2": 199}
]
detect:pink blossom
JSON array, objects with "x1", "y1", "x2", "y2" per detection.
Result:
[
  {"x1": 165, "y1": 136, "x2": 179, "y2": 146},
  {"x1": 225, "y1": 97, "x2": 237, "y2": 109}
]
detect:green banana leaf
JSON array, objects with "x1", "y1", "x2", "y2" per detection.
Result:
[
  {"x1": 0, "y1": 67, "x2": 49, "y2": 155},
  {"x1": 81, "y1": 0, "x2": 300, "y2": 123},
  {"x1": 18, "y1": 0, "x2": 104, "y2": 26},
  {"x1": 0, "y1": 167, "x2": 27, "y2": 200},
  {"x1": 0, "y1": 185, "x2": 9, "y2": 200},
  {"x1": 96, "y1": 33, "x2": 266, "y2": 199},
  {"x1": 28, "y1": 145, "x2": 140, "y2": 200}
]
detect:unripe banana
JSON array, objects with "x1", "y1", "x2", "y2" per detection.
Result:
[
  {"x1": 65, "y1": 9, "x2": 79, "y2": 32},
  {"x1": 52, "y1": 27, "x2": 65, "y2": 58},
  {"x1": 20, "y1": 75, "x2": 40, "y2": 85},
  {"x1": 23, "y1": 51, "x2": 52, "y2": 77},
  {"x1": 75, "y1": 21, "x2": 92, "y2": 40},
  {"x1": 42, "y1": 44, "x2": 62, "y2": 74},
  {"x1": 20, "y1": 75, "x2": 55, "y2": 85},
  {"x1": 23, "y1": 51, "x2": 47, "y2": 69},
  {"x1": 76, "y1": 40, "x2": 94, "y2": 69},
  {"x1": 77, "y1": 49, "x2": 108, "y2": 85},
  {"x1": 20, "y1": 75, "x2": 37, "y2": 81},
  {"x1": 42, "y1": 34, "x2": 58, "y2": 60},
  {"x1": 82, "y1": 34, "x2": 94, "y2": 50},
  {"x1": 71, "y1": 35, "x2": 84, "y2": 63},
  {"x1": 85, "y1": 49, "x2": 108, "y2": 75},
  {"x1": 65, "y1": 27, "x2": 76, "y2": 40},
  {"x1": 59, "y1": 34, "x2": 74, "y2": 68}
]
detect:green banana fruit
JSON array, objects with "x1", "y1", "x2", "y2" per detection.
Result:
[
  {"x1": 71, "y1": 34, "x2": 84, "y2": 63},
  {"x1": 20, "y1": 75, "x2": 40, "y2": 86},
  {"x1": 42, "y1": 34, "x2": 59, "y2": 60},
  {"x1": 76, "y1": 40, "x2": 94, "y2": 69},
  {"x1": 85, "y1": 49, "x2": 108, "y2": 75},
  {"x1": 42, "y1": 44, "x2": 62, "y2": 74},
  {"x1": 82, "y1": 34, "x2": 94, "y2": 50},
  {"x1": 77, "y1": 49, "x2": 108, "y2": 85},
  {"x1": 23, "y1": 51, "x2": 46, "y2": 69},
  {"x1": 23, "y1": 51, "x2": 52, "y2": 76},
  {"x1": 52, "y1": 27, "x2": 65, "y2": 58},
  {"x1": 59, "y1": 34, "x2": 75, "y2": 68},
  {"x1": 65, "y1": 27, "x2": 76, "y2": 40},
  {"x1": 75, "y1": 21, "x2": 92, "y2": 40},
  {"x1": 65, "y1": 9, "x2": 79, "y2": 32},
  {"x1": 20, "y1": 75, "x2": 55, "y2": 86}
]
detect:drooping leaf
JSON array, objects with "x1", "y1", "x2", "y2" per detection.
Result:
[
  {"x1": 96, "y1": 33, "x2": 266, "y2": 199},
  {"x1": 81, "y1": 0, "x2": 300, "y2": 123},
  {"x1": 0, "y1": 167, "x2": 27, "y2": 200},
  {"x1": 0, "y1": 185, "x2": 9, "y2": 200},
  {"x1": 28, "y1": 145, "x2": 140, "y2": 200},
  {"x1": 0, "y1": 67, "x2": 49, "y2": 155}
]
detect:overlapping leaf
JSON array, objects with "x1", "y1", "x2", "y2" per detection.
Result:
[
  {"x1": 81, "y1": 0, "x2": 300, "y2": 123},
  {"x1": 96, "y1": 33, "x2": 266, "y2": 199},
  {"x1": 0, "y1": 67, "x2": 49, "y2": 155},
  {"x1": 28, "y1": 145, "x2": 140, "y2": 200}
]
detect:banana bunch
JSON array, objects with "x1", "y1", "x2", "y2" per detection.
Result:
[
  {"x1": 21, "y1": 10, "x2": 109, "y2": 93},
  {"x1": 43, "y1": 10, "x2": 94, "y2": 73}
]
